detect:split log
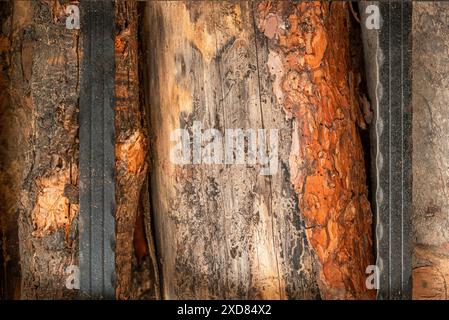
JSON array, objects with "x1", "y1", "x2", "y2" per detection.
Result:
[{"x1": 142, "y1": 1, "x2": 373, "y2": 299}]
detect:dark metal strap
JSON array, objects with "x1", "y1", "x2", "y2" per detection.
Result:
[
  {"x1": 79, "y1": 0, "x2": 116, "y2": 299},
  {"x1": 376, "y1": 1, "x2": 412, "y2": 299}
]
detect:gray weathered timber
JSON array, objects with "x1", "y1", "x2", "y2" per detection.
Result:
[{"x1": 412, "y1": 2, "x2": 449, "y2": 300}]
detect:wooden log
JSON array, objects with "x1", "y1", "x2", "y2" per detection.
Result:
[
  {"x1": 141, "y1": 0, "x2": 374, "y2": 299},
  {"x1": 8, "y1": 0, "x2": 80, "y2": 299},
  {"x1": 255, "y1": 1, "x2": 374, "y2": 299},
  {"x1": 115, "y1": 0, "x2": 160, "y2": 300},
  {"x1": 3, "y1": 0, "x2": 157, "y2": 299},
  {"x1": 142, "y1": 0, "x2": 373, "y2": 300},
  {"x1": 0, "y1": 0, "x2": 22, "y2": 300},
  {"x1": 412, "y1": 2, "x2": 449, "y2": 300}
]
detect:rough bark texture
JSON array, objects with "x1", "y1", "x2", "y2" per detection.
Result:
[
  {"x1": 255, "y1": 1, "x2": 374, "y2": 299},
  {"x1": 412, "y1": 2, "x2": 449, "y2": 300},
  {"x1": 1, "y1": 0, "x2": 374, "y2": 300},
  {"x1": 0, "y1": 0, "x2": 22, "y2": 300},
  {"x1": 0, "y1": 0, "x2": 159, "y2": 300},
  {"x1": 142, "y1": 1, "x2": 322, "y2": 299},
  {"x1": 8, "y1": 0, "x2": 80, "y2": 299},
  {"x1": 115, "y1": 0, "x2": 160, "y2": 300},
  {"x1": 142, "y1": 0, "x2": 372, "y2": 300}
]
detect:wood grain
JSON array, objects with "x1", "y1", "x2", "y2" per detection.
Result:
[{"x1": 142, "y1": 1, "x2": 321, "y2": 300}]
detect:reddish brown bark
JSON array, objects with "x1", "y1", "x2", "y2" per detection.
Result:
[
  {"x1": 1, "y1": 0, "x2": 374, "y2": 300},
  {"x1": 115, "y1": 0, "x2": 160, "y2": 300},
  {"x1": 5, "y1": 0, "x2": 81, "y2": 299},
  {"x1": 256, "y1": 1, "x2": 374, "y2": 299}
]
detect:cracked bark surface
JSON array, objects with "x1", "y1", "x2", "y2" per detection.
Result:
[
  {"x1": 1, "y1": 0, "x2": 159, "y2": 299},
  {"x1": 142, "y1": 1, "x2": 321, "y2": 299},
  {"x1": 142, "y1": 1, "x2": 373, "y2": 300},
  {"x1": 7, "y1": 0, "x2": 80, "y2": 299},
  {"x1": 256, "y1": 1, "x2": 374, "y2": 299},
  {"x1": 115, "y1": 0, "x2": 160, "y2": 300},
  {"x1": 412, "y1": 2, "x2": 449, "y2": 300}
]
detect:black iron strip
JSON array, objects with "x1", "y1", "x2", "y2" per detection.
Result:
[
  {"x1": 79, "y1": 0, "x2": 116, "y2": 299},
  {"x1": 376, "y1": 0, "x2": 412, "y2": 300},
  {"x1": 378, "y1": 0, "x2": 412, "y2": 300},
  {"x1": 75, "y1": 0, "x2": 412, "y2": 300},
  {"x1": 361, "y1": 1, "x2": 412, "y2": 299}
]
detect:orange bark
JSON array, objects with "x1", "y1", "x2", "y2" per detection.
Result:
[
  {"x1": 114, "y1": 0, "x2": 149, "y2": 299},
  {"x1": 257, "y1": 1, "x2": 374, "y2": 299}
]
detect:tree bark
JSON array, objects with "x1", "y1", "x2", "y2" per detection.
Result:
[
  {"x1": 1, "y1": 0, "x2": 374, "y2": 300},
  {"x1": 8, "y1": 0, "x2": 80, "y2": 299},
  {"x1": 2, "y1": 0, "x2": 158, "y2": 299},
  {"x1": 255, "y1": 1, "x2": 374, "y2": 300},
  {"x1": 142, "y1": 1, "x2": 373, "y2": 299},
  {"x1": 0, "y1": 0, "x2": 21, "y2": 300},
  {"x1": 115, "y1": 0, "x2": 160, "y2": 300}
]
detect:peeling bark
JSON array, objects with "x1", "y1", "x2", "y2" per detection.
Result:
[
  {"x1": 1, "y1": 0, "x2": 376, "y2": 300},
  {"x1": 8, "y1": 0, "x2": 80, "y2": 299},
  {"x1": 115, "y1": 0, "x2": 160, "y2": 300},
  {"x1": 142, "y1": 1, "x2": 321, "y2": 300},
  {"x1": 256, "y1": 1, "x2": 374, "y2": 299}
]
